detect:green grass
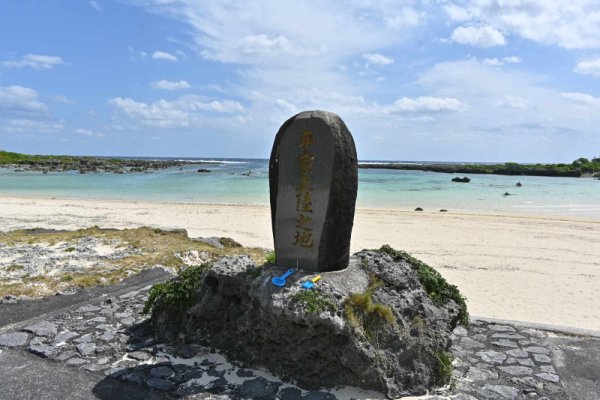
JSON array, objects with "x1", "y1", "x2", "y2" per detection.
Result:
[
  {"x1": 291, "y1": 290, "x2": 337, "y2": 314},
  {"x1": 64, "y1": 247, "x2": 76, "y2": 252},
  {"x1": 377, "y1": 245, "x2": 469, "y2": 326},
  {"x1": 434, "y1": 351, "x2": 453, "y2": 385},
  {"x1": 5, "y1": 264, "x2": 24, "y2": 272},
  {"x1": 265, "y1": 251, "x2": 276, "y2": 264},
  {"x1": 143, "y1": 263, "x2": 210, "y2": 314},
  {"x1": 344, "y1": 272, "x2": 397, "y2": 341}
]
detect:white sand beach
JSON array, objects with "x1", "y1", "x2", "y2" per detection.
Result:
[{"x1": 1, "y1": 195, "x2": 599, "y2": 331}]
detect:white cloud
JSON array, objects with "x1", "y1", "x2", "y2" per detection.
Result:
[
  {"x1": 384, "y1": 7, "x2": 422, "y2": 29},
  {"x1": 561, "y1": 92, "x2": 600, "y2": 107},
  {"x1": 75, "y1": 128, "x2": 105, "y2": 137},
  {"x1": 152, "y1": 51, "x2": 178, "y2": 62},
  {"x1": 574, "y1": 59, "x2": 600, "y2": 76},
  {"x1": 108, "y1": 95, "x2": 245, "y2": 128},
  {"x1": 444, "y1": 4, "x2": 470, "y2": 21},
  {"x1": 0, "y1": 85, "x2": 64, "y2": 135},
  {"x1": 134, "y1": 1, "x2": 423, "y2": 66},
  {"x1": 386, "y1": 97, "x2": 465, "y2": 113},
  {"x1": 483, "y1": 56, "x2": 521, "y2": 66},
  {"x1": 236, "y1": 35, "x2": 292, "y2": 56},
  {"x1": 4, "y1": 119, "x2": 63, "y2": 134},
  {"x1": 89, "y1": 1, "x2": 101, "y2": 11},
  {"x1": 362, "y1": 53, "x2": 394, "y2": 66},
  {"x1": 48, "y1": 95, "x2": 75, "y2": 104},
  {"x1": 497, "y1": 95, "x2": 528, "y2": 110},
  {"x1": 444, "y1": 0, "x2": 600, "y2": 50},
  {"x1": 450, "y1": 26, "x2": 506, "y2": 47},
  {"x1": 150, "y1": 80, "x2": 191, "y2": 90},
  {"x1": 1, "y1": 54, "x2": 65, "y2": 69},
  {"x1": 123, "y1": 0, "x2": 599, "y2": 161},
  {"x1": 0, "y1": 85, "x2": 48, "y2": 114}
]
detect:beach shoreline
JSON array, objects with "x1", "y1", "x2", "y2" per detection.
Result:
[{"x1": 1, "y1": 194, "x2": 599, "y2": 331}]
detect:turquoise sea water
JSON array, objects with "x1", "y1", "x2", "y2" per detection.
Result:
[{"x1": 1, "y1": 158, "x2": 599, "y2": 218}]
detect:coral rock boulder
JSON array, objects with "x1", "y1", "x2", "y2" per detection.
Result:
[{"x1": 149, "y1": 247, "x2": 466, "y2": 398}]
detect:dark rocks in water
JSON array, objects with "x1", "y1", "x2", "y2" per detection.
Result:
[
  {"x1": 242, "y1": 171, "x2": 252, "y2": 176},
  {"x1": 451, "y1": 176, "x2": 470, "y2": 183},
  {"x1": 150, "y1": 251, "x2": 462, "y2": 398},
  {"x1": 516, "y1": 181, "x2": 522, "y2": 187},
  {"x1": 439, "y1": 209, "x2": 448, "y2": 212},
  {"x1": 415, "y1": 207, "x2": 424, "y2": 211},
  {"x1": 197, "y1": 168, "x2": 211, "y2": 173},
  {"x1": 269, "y1": 110, "x2": 358, "y2": 272},
  {"x1": 4, "y1": 156, "x2": 192, "y2": 174},
  {"x1": 504, "y1": 192, "x2": 512, "y2": 196}
]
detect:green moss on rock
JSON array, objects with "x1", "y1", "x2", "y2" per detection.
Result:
[
  {"x1": 291, "y1": 290, "x2": 337, "y2": 314},
  {"x1": 377, "y1": 245, "x2": 469, "y2": 326},
  {"x1": 143, "y1": 263, "x2": 210, "y2": 314}
]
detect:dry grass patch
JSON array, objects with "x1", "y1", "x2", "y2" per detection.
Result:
[{"x1": 0, "y1": 226, "x2": 269, "y2": 298}]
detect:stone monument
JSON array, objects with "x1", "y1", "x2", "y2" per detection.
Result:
[
  {"x1": 148, "y1": 110, "x2": 466, "y2": 398},
  {"x1": 269, "y1": 110, "x2": 358, "y2": 271}
]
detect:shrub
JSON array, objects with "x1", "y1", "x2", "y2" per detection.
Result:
[
  {"x1": 143, "y1": 263, "x2": 210, "y2": 314},
  {"x1": 377, "y1": 245, "x2": 469, "y2": 326}
]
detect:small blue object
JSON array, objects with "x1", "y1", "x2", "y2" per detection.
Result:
[{"x1": 271, "y1": 269, "x2": 295, "y2": 287}]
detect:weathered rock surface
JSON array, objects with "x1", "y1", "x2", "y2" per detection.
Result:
[{"x1": 151, "y1": 250, "x2": 462, "y2": 398}]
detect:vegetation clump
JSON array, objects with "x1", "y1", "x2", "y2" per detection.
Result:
[
  {"x1": 359, "y1": 156, "x2": 600, "y2": 178},
  {"x1": 291, "y1": 290, "x2": 337, "y2": 314},
  {"x1": 377, "y1": 245, "x2": 468, "y2": 326},
  {"x1": 344, "y1": 273, "x2": 397, "y2": 341},
  {"x1": 143, "y1": 263, "x2": 210, "y2": 314},
  {"x1": 265, "y1": 251, "x2": 276, "y2": 264},
  {"x1": 0, "y1": 149, "x2": 191, "y2": 173},
  {"x1": 434, "y1": 351, "x2": 454, "y2": 386}
]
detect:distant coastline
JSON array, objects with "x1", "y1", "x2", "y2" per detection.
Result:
[
  {"x1": 0, "y1": 149, "x2": 193, "y2": 174},
  {"x1": 3, "y1": 149, "x2": 600, "y2": 178},
  {"x1": 359, "y1": 157, "x2": 600, "y2": 178}
]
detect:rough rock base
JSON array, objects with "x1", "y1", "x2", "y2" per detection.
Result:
[{"x1": 151, "y1": 250, "x2": 462, "y2": 398}]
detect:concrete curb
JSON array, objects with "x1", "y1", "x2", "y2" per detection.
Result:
[{"x1": 472, "y1": 315, "x2": 600, "y2": 339}]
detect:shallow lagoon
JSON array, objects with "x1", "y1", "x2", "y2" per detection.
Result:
[{"x1": 1, "y1": 158, "x2": 599, "y2": 218}]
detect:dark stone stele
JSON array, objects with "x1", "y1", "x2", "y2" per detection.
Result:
[{"x1": 269, "y1": 110, "x2": 358, "y2": 272}]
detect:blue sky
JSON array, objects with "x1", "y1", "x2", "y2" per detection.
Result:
[{"x1": 1, "y1": 1, "x2": 599, "y2": 162}]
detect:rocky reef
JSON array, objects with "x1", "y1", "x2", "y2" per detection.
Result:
[
  {"x1": 148, "y1": 246, "x2": 467, "y2": 398},
  {"x1": 0, "y1": 150, "x2": 192, "y2": 174}
]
